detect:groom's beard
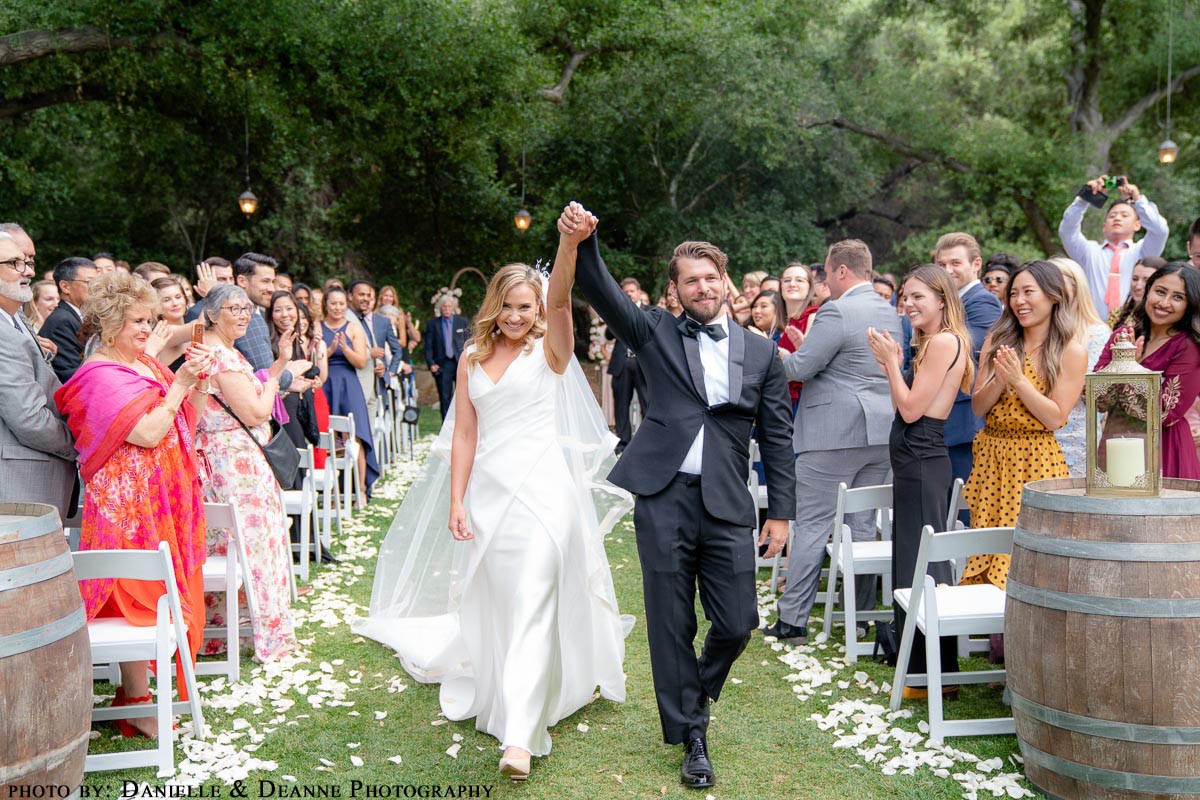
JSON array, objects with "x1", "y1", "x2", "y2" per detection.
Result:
[
  {"x1": 0, "y1": 278, "x2": 33, "y2": 304},
  {"x1": 679, "y1": 293, "x2": 724, "y2": 324}
]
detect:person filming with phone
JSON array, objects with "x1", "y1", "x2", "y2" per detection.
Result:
[{"x1": 1058, "y1": 173, "x2": 1169, "y2": 317}]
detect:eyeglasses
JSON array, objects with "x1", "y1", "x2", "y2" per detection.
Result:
[
  {"x1": 983, "y1": 276, "x2": 1008, "y2": 285},
  {"x1": 222, "y1": 304, "x2": 255, "y2": 317},
  {"x1": 0, "y1": 258, "x2": 33, "y2": 273}
]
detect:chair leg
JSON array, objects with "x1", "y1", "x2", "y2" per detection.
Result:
[
  {"x1": 156, "y1": 639, "x2": 174, "y2": 777},
  {"x1": 890, "y1": 592, "x2": 923, "y2": 711},
  {"x1": 819, "y1": 524, "x2": 843, "y2": 644},
  {"x1": 227, "y1": 579, "x2": 239, "y2": 683},
  {"x1": 841, "y1": 535, "x2": 859, "y2": 663},
  {"x1": 299, "y1": 506, "x2": 310, "y2": 582},
  {"x1": 923, "y1": 577, "x2": 945, "y2": 744}
]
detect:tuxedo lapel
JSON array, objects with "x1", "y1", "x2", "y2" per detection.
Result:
[
  {"x1": 680, "y1": 332, "x2": 709, "y2": 405},
  {"x1": 725, "y1": 320, "x2": 745, "y2": 406}
]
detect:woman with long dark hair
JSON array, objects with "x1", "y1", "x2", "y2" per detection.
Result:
[
  {"x1": 961, "y1": 261, "x2": 1087, "y2": 590},
  {"x1": 1095, "y1": 262, "x2": 1200, "y2": 479},
  {"x1": 320, "y1": 287, "x2": 378, "y2": 504}
]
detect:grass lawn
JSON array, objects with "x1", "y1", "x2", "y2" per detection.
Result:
[{"x1": 81, "y1": 427, "x2": 1032, "y2": 800}]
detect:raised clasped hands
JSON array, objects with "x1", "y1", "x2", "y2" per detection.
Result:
[
  {"x1": 557, "y1": 201, "x2": 598, "y2": 246},
  {"x1": 448, "y1": 502, "x2": 473, "y2": 541},
  {"x1": 994, "y1": 345, "x2": 1024, "y2": 387},
  {"x1": 865, "y1": 326, "x2": 900, "y2": 370}
]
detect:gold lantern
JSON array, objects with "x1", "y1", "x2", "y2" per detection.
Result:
[{"x1": 1085, "y1": 335, "x2": 1162, "y2": 496}]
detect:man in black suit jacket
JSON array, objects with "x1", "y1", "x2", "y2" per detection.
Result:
[
  {"x1": 607, "y1": 277, "x2": 650, "y2": 453},
  {"x1": 40, "y1": 256, "x2": 97, "y2": 384},
  {"x1": 422, "y1": 296, "x2": 469, "y2": 419},
  {"x1": 564, "y1": 202, "x2": 794, "y2": 790}
]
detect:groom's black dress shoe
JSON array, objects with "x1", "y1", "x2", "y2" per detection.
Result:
[
  {"x1": 681, "y1": 737, "x2": 715, "y2": 788},
  {"x1": 761, "y1": 619, "x2": 807, "y2": 645}
]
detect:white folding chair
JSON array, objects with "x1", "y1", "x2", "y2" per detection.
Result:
[
  {"x1": 282, "y1": 445, "x2": 318, "y2": 581},
  {"x1": 314, "y1": 430, "x2": 344, "y2": 549},
  {"x1": 817, "y1": 482, "x2": 894, "y2": 661},
  {"x1": 75, "y1": 542, "x2": 207, "y2": 777},
  {"x1": 943, "y1": 478, "x2": 990, "y2": 658},
  {"x1": 328, "y1": 414, "x2": 363, "y2": 515},
  {"x1": 197, "y1": 502, "x2": 258, "y2": 682},
  {"x1": 373, "y1": 395, "x2": 393, "y2": 472},
  {"x1": 889, "y1": 524, "x2": 1015, "y2": 742}
]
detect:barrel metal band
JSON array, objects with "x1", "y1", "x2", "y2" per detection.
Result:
[
  {"x1": 0, "y1": 550, "x2": 74, "y2": 592},
  {"x1": 1010, "y1": 690, "x2": 1200, "y2": 744},
  {"x1": 1007, "y1": 579, "x2": 1200, "y2": 618},
  {"x1": 1014, "y1": 528, "x2": 1200, "y2": 562},
  {"x1": 1020, "y1": 487, "x2": 1200, "y2": 517},
  {"x1": 0, "y1": 510, "x2": 61, "y2": 543},
  {"x1": 0, "y1": 606, "x2": 86, "y2": 658},
  {"x1": 0, "y1": 729, "x2": 90, "y2": 783},
  {"x1": 1020, "y1": 740, "x2": 1200, "y2": 794}
]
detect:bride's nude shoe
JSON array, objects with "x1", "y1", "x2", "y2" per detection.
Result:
[{"x1": 499, "y1": 748, "x2": 531, "y2": 781}]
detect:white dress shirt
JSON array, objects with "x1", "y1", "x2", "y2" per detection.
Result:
[
  {"x1": 678, "y1": 314, "x2": 730, "y2": 475},
  {"x1": 957, "y1": 278, "x2": 981, "y2": 298},
  {"x1": 1058, "y1": 195, "x2": 1169, "y2": 316}
]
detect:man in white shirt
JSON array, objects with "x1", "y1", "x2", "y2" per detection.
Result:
[{"x1": 1058, "y1": 174, "x2": 1168, "y2": 316}]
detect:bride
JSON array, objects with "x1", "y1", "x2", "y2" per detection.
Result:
[{"x1": 354, "y1": 208, "x2": 630, "y2": 781}]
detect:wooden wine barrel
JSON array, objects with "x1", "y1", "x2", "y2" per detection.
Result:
[
  {"x1": 0, "y1": 503, "x2": 91, "y2": 792},
  {"x1": 1007, "y1": 478, "x2": 1200, "y2": 800}
]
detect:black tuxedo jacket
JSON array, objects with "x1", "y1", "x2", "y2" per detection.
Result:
[
  {"x1": 576, "y1": 233, "x2": 795, "y2": 527},
  {"x1": 606, "y1": 328, "x2": 637, "y2": 377},
  {"x1": 422, "y1": 314, "x2": 469, "y2": 364},
  {"x1": 39, "y1": 303, "x2": 83, "y2": 384}
]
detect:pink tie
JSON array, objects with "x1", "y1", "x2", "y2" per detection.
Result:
[{"x1": 1104, "y1": 243, "x2": 1126, "y2": 310}]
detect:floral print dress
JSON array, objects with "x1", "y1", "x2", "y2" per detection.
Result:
[{"x1": 196, "y1": 344, "x2": 298, "y2": 661}]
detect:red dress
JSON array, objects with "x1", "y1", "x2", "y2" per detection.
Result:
[{"x1": 1095, "y1": 329, "x2": 1200, "y2": 480}]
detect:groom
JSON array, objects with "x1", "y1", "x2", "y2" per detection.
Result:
[{"x1": 561, "y1": 203, "x2": 795, "y2": 789}]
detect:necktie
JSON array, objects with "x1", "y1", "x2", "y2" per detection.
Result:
[
  {"x1": 678, "y1": 316, "x2": 728, "y2": 341},
  {"x1": 444, "y1": 317, "x2": 454, "y2": 359},
  {"x1": 1104, "y1": 242, "x2": 1127, "y2": 310}
]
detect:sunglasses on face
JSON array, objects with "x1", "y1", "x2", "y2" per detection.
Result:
[{"x1": 983, "y1": 276, "x2": 1008, "y2": 285}]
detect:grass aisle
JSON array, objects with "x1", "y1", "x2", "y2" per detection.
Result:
[{"x1": 83, "y1": 437, "x2": 1033, "y2": 800}]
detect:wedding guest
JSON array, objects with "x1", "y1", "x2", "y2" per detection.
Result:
[
  {"x1": 149, "y1": 276, "x2": 192, "y2": 371},
  {"x1": 41, "y1": 256, "x2": 98, "y2": 383},
  {"x1": 91, "y1": 253, "x2": 117, "y2": 274},
  {"x1": 350, "y1": 280, "x2": 406, "y2": 420},
  {"x1": 322, "y1": 287, "x2": 379, "y2": 503},
  {"x1": 133, "y1": 262, "x2": 171, "y2": 282},
  {"x1": 742, "y1": 270, "x2": 768, "y2": 304},
  {"x1": 232, "y1": 253, "x2": 280, "y2": 372},
  {"x1": 196, "y1": 284, "x2": 307, "y2": 661},
  {"x1": 0, "y1": 232, "x2": 77, "y2": 518},
  {"x1": 931, "y1": 232, "x2": 1002, "y2": 523},
  {"x1": 660, "y1": 279, "x2": 683, "y2": 316},
  {"x1": 1106, "y1": 257, "x2": 1164, "y2": 329},
  {"x1": 962, "y1": 261, "x2": 1085, "y2": 590},
  {"x1": 768, "y1": 239, "x2": 902, "y2": 644},
  {"x1": 866, "y1": 265, "x2": 972, "y2": 697},
  {"x1": 310, "y1": 287, "x2": 325, "y2": 322},
  {"x1": 810, "y1": 265, "x2": 831, "y2": 306},
  {"x1": 184, "y1": 257, "x2": 234, "y2": 323},
  {"x1": 982, "y1": 254, "x2": 1019, "y2": 301},
  {"x1": 776, "y1": 263, "x2": 819, "y2": 410},
  {"x1": 748, "y1": 289, "x2": 785, "y2": 341},
  {"x1": 292, "y1": 283, "x2": 313, "y2": 310},
  {"x1": 178, "y1": 274, "x2": 196, "y2": 307},
  {"x1": 872, "y1": 275, "x2": 895, "y2": 303},
  {"x1": 376, "y1": 285, "x2": 408, "y2": 346},
  {"x1": 1058, "y1": 174, "x2": 1168, "y2": 317},
  {"x1": 1095, "y1": 262, "x2": 1200, "y2": 479},
  {"x1": 423, "y1": 294, "x2": 469, "y2": 419},
  {"x1": 1189, "y1": 218, "x2": 1200, "y2": 270},
  {"x1": 267, "y1": 290, "x2": 325, "y2": 459},
  {"x1": 607, "y1": 278, "x2": 649, "y2": 454},
  {"x1": 1050, "y1": 257, "x2": 1112, "y2": 476},
  {"x1": 22, "y1": 279, "x2": 58, "y2": 329},
  {"x1": 274, "y1": 271, "x2": 293, "y2": 292},
  {"x1": 759, "y1": 275, "x2": 781, "y2": 294},
  {"x1": 56, "y1": 271, "x2": 215, "y2": 735}
]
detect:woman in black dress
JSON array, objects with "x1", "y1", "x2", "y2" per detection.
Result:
[{"x1": 866, "y1": 264, "x2": 973, "y2": 700}]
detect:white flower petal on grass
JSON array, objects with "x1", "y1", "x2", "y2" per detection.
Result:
[
  {"x1": 350, "y1": 755, "x2": 364, "y2": 767},
  {"x1": 347, "y1": 742, "x2": 361, "y2": 749},
  {"x1": 375, "y1": 711, "x2": 387, "y2": 721},
  {"x1": 387, "y1": 755, "x2": 403, "y2": 765},
  {"x1": 445, "y1": 743, "x2": 462, "y2": 759},
  {"x1": 451, "y1": 733, "x2": 464, "y2": 743},
  {"x1": 577, "y1": 723, "x2": 589, "y2": 733},
  {"x1": 318, "y1": 758, "x2": 335, "y2": 767},
  {"x1": 430, "y1": 719, "x2": 448, "y2": 726}
]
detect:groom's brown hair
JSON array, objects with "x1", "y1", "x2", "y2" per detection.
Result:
[{"x1": 668, "y1": 241, "x2": 729, "y2": 284}]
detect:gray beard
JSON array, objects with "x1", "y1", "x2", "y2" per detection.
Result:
[{"x1": 0, "y1": 279, "x2": 33, "y2": 304}]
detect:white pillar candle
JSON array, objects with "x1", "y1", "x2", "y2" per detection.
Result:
[{"x1": 1106, "y1": 437, "x2": 1146, "y2": 487}]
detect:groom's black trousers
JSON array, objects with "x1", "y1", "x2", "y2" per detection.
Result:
[{"x1": 633, "y1": 473, "x2": 759, "y2": 745}]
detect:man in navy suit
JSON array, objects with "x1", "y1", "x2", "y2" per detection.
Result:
[
  {"x1": 923, "y1": 233, "x2": 1001, "y2": 522},
  {"x1": 40, "y1": 256, "x2": 97, "y2": 384},
  {"x1": 349, "y1": 280, "x2": 408, "y2": 414},
  {"x1": 608, "y1": 277, "x2": 650, "y2": 454},
  {"x1": 423, "y1": 295, "x2": 469, "y2": 419}
]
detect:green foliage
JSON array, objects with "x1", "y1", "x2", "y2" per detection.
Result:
[{"x1": 2, "y1": 0, "x2": 1199, "y2": 314}]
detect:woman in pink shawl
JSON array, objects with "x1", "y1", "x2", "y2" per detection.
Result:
[{"x1": 56, "y1": 272, "x2": 215, "y2": 738}]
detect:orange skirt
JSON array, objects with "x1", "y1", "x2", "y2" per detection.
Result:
[{"x1": 95, "y1": 568, "x2": 205, "y2": 700}]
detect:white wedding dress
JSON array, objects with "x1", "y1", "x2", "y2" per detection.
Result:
[{"x1": 354, "y1": 338, "x2": 632, "y2": 755}]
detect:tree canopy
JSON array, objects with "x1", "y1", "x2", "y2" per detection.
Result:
[{"x1": 1, "y1": 0, "x2": 1198, "y2": 311}]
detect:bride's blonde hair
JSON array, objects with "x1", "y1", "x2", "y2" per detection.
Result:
[{"x1": 468, "y1": 263, "x2": 546, "y2": 367}]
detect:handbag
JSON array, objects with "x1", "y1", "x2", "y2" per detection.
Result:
[{"x1": 211, "y1": 393, "x2": 301, "y2": 489}]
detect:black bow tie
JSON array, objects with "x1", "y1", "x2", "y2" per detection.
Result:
[{"x1": 678, "y1": 316, "x2": 727, "y2": 341}]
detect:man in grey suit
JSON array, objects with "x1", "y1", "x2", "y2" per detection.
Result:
[
  {"x1": 764, "y1": 239, "x2": 903, "y2": 643},
  {"x1": 0, "y1": 232, "x2": 77, "y2": 519}
]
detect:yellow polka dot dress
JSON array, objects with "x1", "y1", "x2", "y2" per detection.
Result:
[{"x1": 961, "y1": 356, "x2": 1069, "y2": 589}]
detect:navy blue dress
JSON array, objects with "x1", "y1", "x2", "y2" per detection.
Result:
[{"x1": 321, "y1": 322, "x2": 380, "y2": 490}]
